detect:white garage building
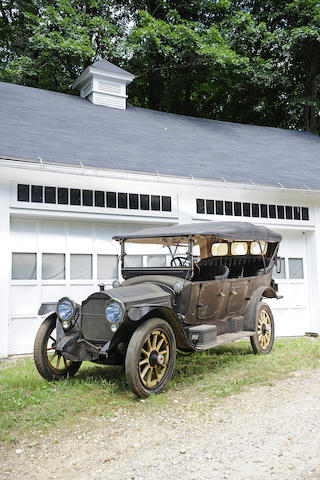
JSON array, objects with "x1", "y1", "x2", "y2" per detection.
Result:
[{"x1": 1, "y1": 59, "x2": 320, "y2": 358}]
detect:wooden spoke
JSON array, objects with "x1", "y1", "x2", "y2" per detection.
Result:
[
  {"x1": 45, "y1": 327, "x2": 73, "y2": 374},
  {"x1": 49, "y1": 351, "x2": 58, "y2": 362},
  {"x1": 56, "y1": 355, "x2": 61, "y2": 369},
  {"x1": 141, "y1": 364, "x2": 150, "y2": 379},
  {"x1": 156, "y1": 337, "x2": 165, "y2": 350},
  {"x1": 147, "y1": 367, "x2": 153, "y2": 384},
  {"x1": 139, "y1": 358, "x2": 149, "y2": 367}
]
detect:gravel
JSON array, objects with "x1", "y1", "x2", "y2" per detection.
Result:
[{"x1": 1, "y1": 369, "x2": 320, "y2": 480}]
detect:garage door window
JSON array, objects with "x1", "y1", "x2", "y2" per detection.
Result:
[
  {"x1": 97, "y1": 255, "x2": 118, "y2": 279},
  {"x1": 42, "y1": 253, "x2": 65, "y2": 280},
  {"x1": 147, "y1": 255, "x2": 167, "y2": 267},
  {"x1": 12, "y1": 253, "x2": 37, "y2": 280},
  {"x1": 289, "y1": 258, "x2": 304, "y2": 279},
  {"x1": 124, "y1": 255, "x2": 143, "y2": 267},
  {"x1": 70, "y1": 254, "x2": 92, "y2": 279}
]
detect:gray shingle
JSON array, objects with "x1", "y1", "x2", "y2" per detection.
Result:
[
  {"x1": 1, "y1": 81, "x2": 320, "y2": 190},
  {"x1": 91, "y1": 59, "x2": 132, "y2": 76}
]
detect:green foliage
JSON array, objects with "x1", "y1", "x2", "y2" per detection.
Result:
[{"x1": 0, "y1": 0, "x2": 320, "y2": 132}]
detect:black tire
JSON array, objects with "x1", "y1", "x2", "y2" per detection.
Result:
[
  {"x1": 125, "y1": 318, "x2": 176, "y2": 398},
  {"x1": 250, "y1": 302, "x2": 274, "y2": 355},
  {"x1": 34, "y1": 314, "x2": 82, "y2": 381}
]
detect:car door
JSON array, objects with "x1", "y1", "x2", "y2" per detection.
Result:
[
  {"x1": 226, "y1": 278, "x2": 248, "y2": 316},
  {"x1": 197, "y1": 278, "x2": 231, "y2": 323}
]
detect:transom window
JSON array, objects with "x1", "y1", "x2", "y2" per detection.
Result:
[
  {"x1": 196, "y1": 198, "x2": 309, "y2": 221},
  {"x1": 17, "y1": 184, "x2": 172, "y2": 213}
]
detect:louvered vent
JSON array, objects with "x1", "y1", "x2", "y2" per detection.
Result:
[
  {"x1": 98, "y1": 81, "x2": 121, "y2": 94},
  {"x1": 92, "y1": 92, "x2": 125, "y2": 109}
]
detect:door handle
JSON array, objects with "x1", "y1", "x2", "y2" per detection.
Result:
[{"x1": 231, "y1": 290, "x2": 238, "y2": 295}]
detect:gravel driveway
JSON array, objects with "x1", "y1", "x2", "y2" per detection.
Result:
[{"x1": 1, "y1": 369, "x2": 320, "y2": 480}]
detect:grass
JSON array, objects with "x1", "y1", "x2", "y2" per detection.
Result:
[{"x1": 0, "y1": 337, "x2": 319, "y2": 445}]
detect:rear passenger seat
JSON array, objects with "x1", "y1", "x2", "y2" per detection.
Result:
[{"x1": 193, "y1": 256, "x2": 271, "y2": 280}]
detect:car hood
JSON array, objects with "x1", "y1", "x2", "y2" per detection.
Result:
[{"x1": 104, "y1": 282, "x2": 172, "y2": 309}]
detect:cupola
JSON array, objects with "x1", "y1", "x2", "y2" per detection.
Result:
[{"x1": 72, "y1": 59, "x2": 135, "y2": 110}]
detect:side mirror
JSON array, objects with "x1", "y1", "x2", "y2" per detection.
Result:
[{"x1": 276, "y1": 257, "x2": 281, "y2": 274}]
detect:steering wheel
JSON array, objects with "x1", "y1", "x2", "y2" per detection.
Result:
[{"x1": 170, "y1": 256, "x2": 190, "y2": 267}]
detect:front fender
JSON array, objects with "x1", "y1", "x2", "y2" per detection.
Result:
[
  {"x1": 128, "y1": 305, "x2": 194, "y2": 351},
  {"x1": 38, "y1": 302, "x2": 58, "y2": 316}
]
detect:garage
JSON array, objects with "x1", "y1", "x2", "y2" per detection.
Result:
[{"x1": 269, "y1": 230, "x2": 312, "y2": 337}]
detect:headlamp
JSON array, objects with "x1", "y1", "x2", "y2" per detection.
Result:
[
  {"x1": 57, "y1": 297, "x2": 76, "y2": 330},
  {"x1": 105, "y1": 300, "x2": 124, "y2": 324}
]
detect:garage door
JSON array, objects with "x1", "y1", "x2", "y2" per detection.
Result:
[{"x1": 269, "y1": 230, "x2": 311, "y2": 337}]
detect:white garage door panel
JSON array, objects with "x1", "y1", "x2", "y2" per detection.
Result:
[
  {"x1": 95, "y1": 224, "x2": 119, "y2": 253},
  {"x1": 68, "y1": 285, "x2": 98, "y2": 303},
  {"x1": 10, "y1": 285, "x2": 40, "y2": 314},
  {"x1": 67, "y1": 222, "x2": 94, "y2": 252},
  {"x1": 39, "y1": 220, "x2": 66, "y2": 251},
  {"x1": 11, "y1": 218, "x2": 37, "y2": 251},
  {"x1": 8, "y1": 316, "x2": 42, "y2": 355},
  {"x1": 272, "y1": 307, "x2": 308, "y2": 337}
]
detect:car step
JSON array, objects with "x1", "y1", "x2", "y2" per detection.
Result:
[
  {"x1": 188, "y1": 324, "x2": 217, "y2": 350},
  {"x1": 188, "y1": 325, "x2": 255, "y2": 351}
]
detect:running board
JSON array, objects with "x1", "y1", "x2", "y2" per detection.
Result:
[
  {"x1": 189, "y1": 326, "x2": 254, "y2": 351},
  {"x1": 215, "y1": 331, "x2": 254, "y2": 348}
]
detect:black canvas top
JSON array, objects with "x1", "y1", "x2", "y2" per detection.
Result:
[
  {"x1": 1, "y1": 81, "x2": 320, "y2": 190},
  {"x1": 113, "y1": 221, "x2": 282, "y2": 243}
]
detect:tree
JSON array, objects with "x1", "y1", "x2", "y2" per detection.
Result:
[
  {"x1": 1, "y1": 0, "x2": 320, "y2": 134},
  {"x1": 0, "y1": 0, "x2": 121, "y2": 91}
]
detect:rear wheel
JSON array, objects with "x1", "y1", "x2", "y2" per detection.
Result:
[
  {"x1": 34, "y1": 314, "x2": 82, "y2": 381},
  {"x1": 125, "y1": 318, "x2": 176, "y2": 397},
  {"x1": 250, "y1": 302, "x2": 274, "y2": 355}
]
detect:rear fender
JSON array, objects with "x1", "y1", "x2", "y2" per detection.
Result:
[
  {"x1": 128, "y1": 305, "x2": 194, "y2": 351},
  {"x1": 243, "y1": 286, "x2": 279, "y2": 331}
]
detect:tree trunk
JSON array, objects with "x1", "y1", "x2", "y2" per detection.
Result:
[
  {"x1": 148, "y1": 69, "x2": 163, "y2": 110},
  {"x1": 304, "y1": 56, "x2": 320, "y2": 133}
]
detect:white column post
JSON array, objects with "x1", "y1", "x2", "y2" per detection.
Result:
[{"x1": 0, "y1": 174, "x2": 10, "y2": 358}]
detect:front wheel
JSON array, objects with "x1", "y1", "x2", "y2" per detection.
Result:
[
  {"x1": 34, "y1": 314, "x2": 82, "y2": 381},
  {"x1": 125, "y1": 318, "x2": 176, "y2": 398},
  {"x1": 250, "y1": 302, "x2": 274, "y2": 354}
]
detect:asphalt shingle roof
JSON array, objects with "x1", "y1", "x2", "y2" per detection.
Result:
[
  {"x1": 1, "y1": 81, "x2": 320, "y2": 190},
  {"x1": 91, "y1": 59, "x2": 132, "y2": 76}
]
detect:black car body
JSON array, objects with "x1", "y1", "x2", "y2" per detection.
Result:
[{"x1": 34, "y1": 221, "x2": 282, "y2": 397}]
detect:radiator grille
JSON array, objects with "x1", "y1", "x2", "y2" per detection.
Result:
[{"x1": 81, "y1": 297, "x2": 111, "y2": 342}]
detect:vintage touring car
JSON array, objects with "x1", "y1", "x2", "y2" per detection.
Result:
[{"x1": 34, "y1": 221, "x2": 282, "y2": 397}]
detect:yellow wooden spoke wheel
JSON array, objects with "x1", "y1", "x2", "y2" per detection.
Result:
[
  {"x1": 250, "y1": 302, "x2": 274, "y2": 355},
  {"x1": 34, "y1": 314, "x2": 82, "y2": 381},
  {"x1": 125, "y1": 318, "x2": 176, "y2": 397}
]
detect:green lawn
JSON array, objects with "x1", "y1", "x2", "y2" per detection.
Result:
[{"x1": 0, "y1": 337, "x2": 319, "y2": 444}]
